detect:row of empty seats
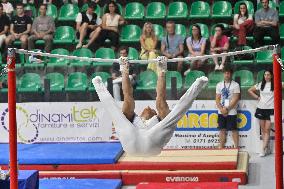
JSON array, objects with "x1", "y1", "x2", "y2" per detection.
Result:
[
  {"x1": 20, "y1": 1, "x2": 284, "y2": 22},
  {"x1": 2, "y1": 69, "x2": 283, "y2": 93}
]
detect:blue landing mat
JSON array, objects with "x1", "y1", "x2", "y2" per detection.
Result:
[
  {"x1": 39, "y1": 179, "x2": 122, "y2": 189},
  {"x1": 0, "y1": 143, "x2": 123, "y2": 164}
]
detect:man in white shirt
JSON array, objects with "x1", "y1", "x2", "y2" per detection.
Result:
[
  {"x1": 216, "y1": 66, "x2": 240, "y2": 148},
  {"x1": 75, "y1": 2, "x2": 101, "y2": 49},
  {"x1": 1, "y1": 0, "x2": 13, "y2": 18}
]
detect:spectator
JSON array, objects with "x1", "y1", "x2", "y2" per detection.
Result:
[
  {"x1": 111, "y1": 46, "x2": 138, "y2": 101},
  {"x1": 232, "y1": 3, "x2": 254, "y2": 46},
  {"x1": 185, "y1": 24, "x2": 206, "y2": 74},
  {"x1": 0, "y1": 3, "x2": 9, "y2": 52},
  {"x1": 254, "y1": 0, "x2": 279, "y2": 47},
  {"x1": 248, "y1": 69, "x2": 284, "y2": 156},
  {"x1": 216, "y1": 66, "x2": 240, "y2": 149},
  {"x1": 0, "y1": 73, "x2": 7, "y2": 89},
  {"x1": 210, "y1": 24, "x2": 229, "y2": 71},
  {"x1": 28, "y1": 4, "x2": 55, "y2": 53},
  {"x1": 76, "y1": 2, "x2": 101, "y2": 49},
  {"x1": 96, "y1": 1, "x2": 126, "y2": 51},
  {"x1": 5, "y1": 3, "x2": 32, "y2": 50},
  {"x1": 161, "y1": 21, "x2": 184, "y2": 72},
  {"x1": 23, "y1": 0, "x2": 52, "y2": 4},
  {"x1": 1, "y1": 0, "x2": 13, "y2": 18},
  {"x1": 140, "y1": 22, "x2": 158, "y2": 73}
]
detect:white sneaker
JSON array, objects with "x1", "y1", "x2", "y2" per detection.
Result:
[
  {"x1": 76, "y1": 43, "x2": 82, "y2": 49},
  {"x1": 184, "y1": 68, "x2": 191, "y2": 76},
  {"x1": 219, "y1": 64, "x2": 224, "y2": 70},
  {"x1": 259, "y1": 147, "x2": 266, "y2": 157},
  {"x1": 215, "y1": 64, "x2": 219, "y2": 71}
]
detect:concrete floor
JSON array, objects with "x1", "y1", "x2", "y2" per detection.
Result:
[{"x1": 122, "y1": 153, "x2": 278, "y2": 189}]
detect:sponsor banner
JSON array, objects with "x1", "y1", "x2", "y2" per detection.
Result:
[
  {"x1": 0, "y1": 102, "x2": 114, "y2": 143},
  {"x1": 0, "y1": 100, "x2": 283, "y2": 153}
]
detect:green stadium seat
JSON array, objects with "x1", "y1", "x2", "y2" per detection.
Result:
[
  {"x1": 234, "y1": 1, "x2": 254, "y2": 15},
  {"x1": 257, "y1": 0, "x2": 277, "y2": 10},
  {"x1": 152, "y1": 24, "x2": 165, "y2": 41},
  {"x1": 136, "y1": 70, "x2": 157, "y2": 91},
  {"x1": 128, "y1": 47, "x2": 139, "y2": 60},
  {"x1": 280, "y1": 1, "x2": 284, "y2": 17},
  {"x1": 256, "y1": 50, "x2": 273, "y2": 64},
  {"x1": 211, "y1": 23, "x2": 229, "y2": 35},
  {"x1": 45, "y1": 72, "x2": 65, "y2": 92},
  {"x1": 58, "y1": 4, "x2": 79, "y2": 22},
  {"x1": 120, "y1": 25, "x2": 142, "y2": 43},
  {"x1": 145, "y1": 2, "x2": 166, "y2": 20},
  {"x1": 212, "y1": 1, "x2": 232, "y2": 19},
  {"x1": 66, "y1": 72, "x2": 88, "y2": 92},
  {"x1": 256, "y1": 70, "x2": 265, "y2": 83},
  {"x1": 189, "y1": 23, "x2": 209, "y2": 38},
  {"x1": 280, "y1": 24, "x2": 284, "y2": 41},
  {"x1": 208, "y1": 72, "x2": 224, "y2": 89},
  {"x1": 39, "y1": 4, "x2": 57, "y2": 20},
  {"x1": 167, "y1": 1, "x2": 188, "y2": 19},
  {"x1": 103, "y1": 3, "x2": 123, "y2": 15},
  {"x1": 47, "y1": 48, "x2": 69, "y2": 67},
  {"x1": 233, "y1": 70, "x2": 254, "y2": 89},
  {"x1": 71, "y1": 48, "x2": 94, "y2": 66},
  {"x1": 81, "y1": 3, "x2": 101, "y2": 16},
  {"x1": 94, "y1": 47, "x2": 115, "y2": 66},
  {"x1": 53, "y1": 26, "x2": 75, "y2": 45},
  {"x1": 124, "y1": 2, "x2": 144, "y2": 20},
  {"x1": 233, "y1": 46, "x2": 254, "y2": 65},
  {"x1": 18, "y1": 73, "x2": 42, "y2": 92},
  {"x1": 166, "y1": 71, "x2": 183, "y2": 90},
  {"x1": 89, "y1": 72, "x2": 111, "y2": 91},
  {"x1": 175, "y1": 24, "x2": 187, "y2": 38},
  {"x1": 24, "y1": 4, "x2": 37, "y2": 18},
  {"x1": 189, "y1": 1, "x2": 210, "y2": 19},
  {"x1": 184, "y1": 70, "x2": 205, "y2": 89}
]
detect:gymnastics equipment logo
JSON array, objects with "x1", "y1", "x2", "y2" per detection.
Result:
[{"x1": 1, "y1": 106, "x2": 39, "y2": 143}]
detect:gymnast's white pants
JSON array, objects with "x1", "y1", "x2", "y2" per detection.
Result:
[{"x1": 93, "y1": 76, "x2": 208, "y2": 156}]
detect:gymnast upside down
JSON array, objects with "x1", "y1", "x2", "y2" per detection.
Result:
[{"x1": 92, "y1": 56, "x2": 208, "y2": 156}]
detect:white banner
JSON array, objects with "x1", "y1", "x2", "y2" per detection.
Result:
[{"x1": 0, "y1": 100, "x2": 283, "y2": 153}]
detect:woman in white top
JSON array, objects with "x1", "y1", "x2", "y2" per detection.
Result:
[
  {"x1": 185, "y1": 24, "x2": 206, "y2": 75},
  {"x1": 232, "y1": 3, "x2": 254, "y2": 46},
  {"x1": 97, "y1": 1, "x2": 126, "y2": 50},
  {"x1": 248, "y1": 69, "x2": 284, "y2": 157}
]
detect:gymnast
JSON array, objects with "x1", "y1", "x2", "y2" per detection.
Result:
[{"x1": 92, "y1": 56, "x2": 208, "y2": 156}]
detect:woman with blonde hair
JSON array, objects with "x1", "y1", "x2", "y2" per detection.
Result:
[{"x1": 140, "y1": 22, "x2": 158, "y2": 72}]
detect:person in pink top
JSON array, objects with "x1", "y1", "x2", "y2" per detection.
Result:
[{"x1": 210, "y1": 24, "x2": 229, "y2": 71}]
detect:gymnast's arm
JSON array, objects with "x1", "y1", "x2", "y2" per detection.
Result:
[{"x1": 156, "y1": 71, "x2": 170, "y2": 119}]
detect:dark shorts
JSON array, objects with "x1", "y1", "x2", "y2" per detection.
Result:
[
  {"x1": 76, "y1": 28, "x2": 93, "y2": 39},
  {"x1": 255, "y1": 108, "x2": 274, "y2": 120},
  {"x1": 218, "y1": 114, "x2": 238, "y2": 131}
]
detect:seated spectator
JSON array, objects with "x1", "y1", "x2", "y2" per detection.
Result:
[
  {"x1": 0, "y1": 3, "x2": 9, "y2": 52},
  {"x1": 140, "y1": 22, "x2": 158, "y2": 73},
  {"x1": 232, "y1": 3, "x2": 254, "y2": 46},
  {"x1": 76, "y1": 2, "x2": 101, "y2": 49},
  {"x1": 210, "y1": 24, "x2": 229, "y2": 71},
  {"x1": 1, "y1": 0, "x2": 14, "y2": 18},
  {"x1": 0, "y1": 71, "x2": 7, "y2": 89},
  {"x1": 161, "y1": 21, "x2": 184, "y2": 72},
  {"x1": 28, "y1": 4, "x2": 55, "y2": 53},
  {"x1": 5, "y1": 3, "x2": 32, "y2": 50},
  {"x1": 186, "y1": 24, "x2": 206, "y2": 74},
  {"x1": 96, "y1": 1, "x2": 126, "y2": 51},
  {"x1": 111, "y1": 46, "x2": 138, "y2": 101},
  {"x1": 23, "y1": 0, "x2": 52, "y2": 4},
  {"x1": 254, "y1": 0, "x2": 279, "y2": 47}
]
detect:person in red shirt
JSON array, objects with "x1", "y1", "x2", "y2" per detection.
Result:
[{"x1": 210, "y1": 24, "x2": 230, "y2": 71}]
